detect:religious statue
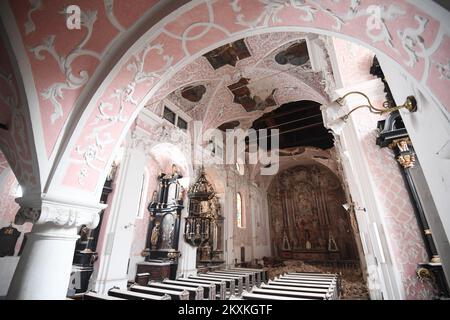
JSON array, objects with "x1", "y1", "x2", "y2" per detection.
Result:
[
  {"x1": 171, "y1": 164, "x2": 180, "y2": 178},
  {"x1": 328, "y1": 231, "x2": 338, "y2": 252},
  {"x1": 79, "y1": 225, "x2": 89, "y2": 243},
  {"x1": 397, "y1": 153, "x2": 415, "y2": 168},
  {"x1": 107, "y1": 161, "x2": 118, "y2": 181},
  {"x1": 200, "y1": 200, "x2": 210, "y2": 214},
  {"x1": 396, "y1": 139, "x2": 415, "y2": 168},
  {"x1": 150, "y1": 222, "x2": 161, "y2": 249}
]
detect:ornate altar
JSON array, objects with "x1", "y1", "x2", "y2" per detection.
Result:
[
  {"x1": 184, "y1": 168, "x2": 225, "y2": 268},
  {"x1": 140, "y1": 165, "x2": 184, "y2": 280}
]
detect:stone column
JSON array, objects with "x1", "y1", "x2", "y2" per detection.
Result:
[
  {"x1": 7, "y1": 197, "x2": 104, "y2": 300},
  {"x1": 91, "y1": 130, "x2": 147, "y2": 293}
]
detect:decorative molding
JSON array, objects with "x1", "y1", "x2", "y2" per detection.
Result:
[
  {"x1": 29, "y1": 8, "x2": 101, "y2": 124},
  {"x1": 24, "y1": 0, "x2": 42, "y2": 35},
  {"x1": 15, "y1": 197, "x2": 105, "y2": 228}
]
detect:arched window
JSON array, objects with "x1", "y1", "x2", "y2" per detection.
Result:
[{"x1": 236, "y1": 192, "x2": 244, "y2": 228}]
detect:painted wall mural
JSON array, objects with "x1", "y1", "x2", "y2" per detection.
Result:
[{"x1": 268, "y1": 164, "x2": 358, "y2": 262}]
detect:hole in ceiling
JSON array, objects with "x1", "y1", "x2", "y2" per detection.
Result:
[
  {"x1": 250, "y1": 100, "x2": 334, "y2": 150},
  {"x1": 204, "y1": 38, "x2": 251, "y2": 69},
  {"x1": 218, "y1": 120, "x2": 240, "y2": 132},
  {"x1": 228, "y1": 77, "x2": 277, "y2": 112},
  {"x1": 275, "y1": 41, "x2": 309, "y2": 66},
  {"x1": 181, "y1": 84, "x2": 207, "y2": 102}
]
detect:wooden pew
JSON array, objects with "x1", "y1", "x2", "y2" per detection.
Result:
[
  {"x1": 129, "y1": 284, "x2": 189, "y2": 300},
  {"x1": 162, "y1": 279, "x2": 215, "y2": 300},
  {"x1": 177, "y1": 277, "x2": 226, "y2": 300},
  {"x1": 217, "y1": 269, "x2": 259, "y2": 287},
  {"x1": 135, "y1": 272, "x2": 150, "y2": 286},
  {"x1": 83, "y1": 292, "x2": 125, "y2": 300},
  {"x1": 240, "y1": 291, "x2": 310, "y2": 300},
  {"x1": 108, "y1": 288, "x2": 171, "y2": 300},
  {"x1": 291, "y1": 272, "x2": 337, "y2": 277},
  {"x1": 282, "y1": 274, "x2": 337, "y2": 282},
  {"x1": 194, "y1": 274, "x2": 240, "y2": 296},
  {"x1": 260, "y1": 283, "x2": 333, "y2": 299},
  {"x1": 228, "y1": 268, "x2": 261, "y2": 286},
  {"x1": 272, "y1": 278, "x2": 338, "y2": 299},
  {"x1": 251, "y1": 287, "x2": 328, "y2": 300},
  {"x1": 211, "y1": 270, "x2": 251, "y2": 291},
  {"x1": 199, "y1": 272, "x2": 243, "y2": 296},
  {"x1": 188, "y1": 275, "x2": 234, "y2": 298},
  {"x1": 273, "y1": 278, "x2": 333, "y2": 287},
  {"x1": 230, "y1": 267, "x2": 268, "y2": 283},
  {"x1": 147, "y1": 281, "x2": 203, "y2": 300}
]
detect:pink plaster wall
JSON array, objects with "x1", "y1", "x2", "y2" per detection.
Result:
[
  {"x1": 9, "y1": 0, "x2": 158, "y2": 157},
  {"x1": 51, "y1": 0, "x2": 450, "y2": 195},
  {"x1": 332, "y1": 37, "x2": 377, "y2": 88},
  {"x1": 332, "y1": 38, "x2": 437, "y2": 299},
  {"x1": 353, "y1": 100, "x2": 437, "y2": 299}
]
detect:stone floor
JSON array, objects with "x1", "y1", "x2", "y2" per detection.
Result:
[{"x1": 264, "y1": 259, "x2": 369, "y2": 300}]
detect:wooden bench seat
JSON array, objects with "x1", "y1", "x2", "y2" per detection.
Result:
[
  {"x1": 203, "y1": 272, "x2": 244, "y2": 295},
  {"x1": 108, "y1": 288, "x2": 171, "y2": 300},
  {"x1": 162, "y1": 279, "x2": 215, "y2": 300},
  {"x1": 228, "y1": 268, "x2": 262, "y2": 286},
  {"x1": 230, "y1": 268, "x2": 268, "y2": 283},
  {"x1": 147, "y1": 281, "x2": 203, "y2": 300},
  {"x1": 271, "y1": 279, "x2": 338, "y2": 299},
  {"x1": 129, "y1": 284, "x2": 188, "y2": 300},
  {"x1": 251, "y1": 288, "x2": 327, "y2": 300},
  {"x1": 84, "y1": 292, "x2": 125, "y2": 300},
  {"x1": 282, "y1": 275, "x2": 337, "y2": 282},
  {"x1": 273, "y1": 278, "x2": 333, "y2": 287},
  {"x1": 188, "y1": 275, "x2": 235, "y2": 298},
  {"x1": 196, "y1": 273, "x2": 242, "y2": 296},
  {"x1": 218, "y1": 269, "x2": 259, "y2": 287},
  {"x1": 211, "y1": 271, "x2": 251, "y2": 291},
  {"x1": 241, "y1": 292, "x2": 310, "y2": 300},
  {"x1": 262, "y1": 283, "x2": 330, "y2": 294},
  {"x1": 177, "y1": 277, "x2": 226, "y2": 300}
]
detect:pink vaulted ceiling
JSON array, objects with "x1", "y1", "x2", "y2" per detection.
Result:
[
  {"x1": 30, "y1": 0, "x2": 448, "y2": 195},
  {"x1": 9, "y1": 0, "x2": 159, "y2": 157},
  {"x1": 146, "y1": 32, "x2": 329, "y2": 132}
]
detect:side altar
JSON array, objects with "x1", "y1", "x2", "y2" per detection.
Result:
[{"x1": 137, "y1": 165, "x2": 184, "y2": 281}]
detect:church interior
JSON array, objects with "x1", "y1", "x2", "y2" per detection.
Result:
[{"x1": 0, "y1": 0, "x2": 449, "y2": 301}]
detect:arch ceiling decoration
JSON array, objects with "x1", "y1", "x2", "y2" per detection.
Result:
[
  {"x1": 0, "y1": 32, "x2": 40, "y2": 193},
  {"x1": 1, "y1": 0, "x2": 448, "y2": 203},
  {"x1": 147, "y1": 32, "x2": 329, "y2": 133}
]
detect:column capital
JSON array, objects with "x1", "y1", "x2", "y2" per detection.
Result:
[{"x1": 14, "y1": 194, "x2": 106, "y2": 228}]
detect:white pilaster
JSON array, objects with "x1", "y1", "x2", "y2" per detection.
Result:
[
  {"x1": 7, "y1": 197, "x2": 104, "y2": 300},
  {"x1": 177, "y1": 196, "x2": 197, "y2": 277},
  {"x1": 91, "y1": 132, "x2": 147, "y2": 293}
]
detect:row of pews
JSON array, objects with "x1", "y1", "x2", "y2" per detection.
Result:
[
  {"x1": 238, "y1": 272, "x2": 340, "y2": 300},
  {"x1": 82, "y1": 269, "x2": 339, "y2": 301}
]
